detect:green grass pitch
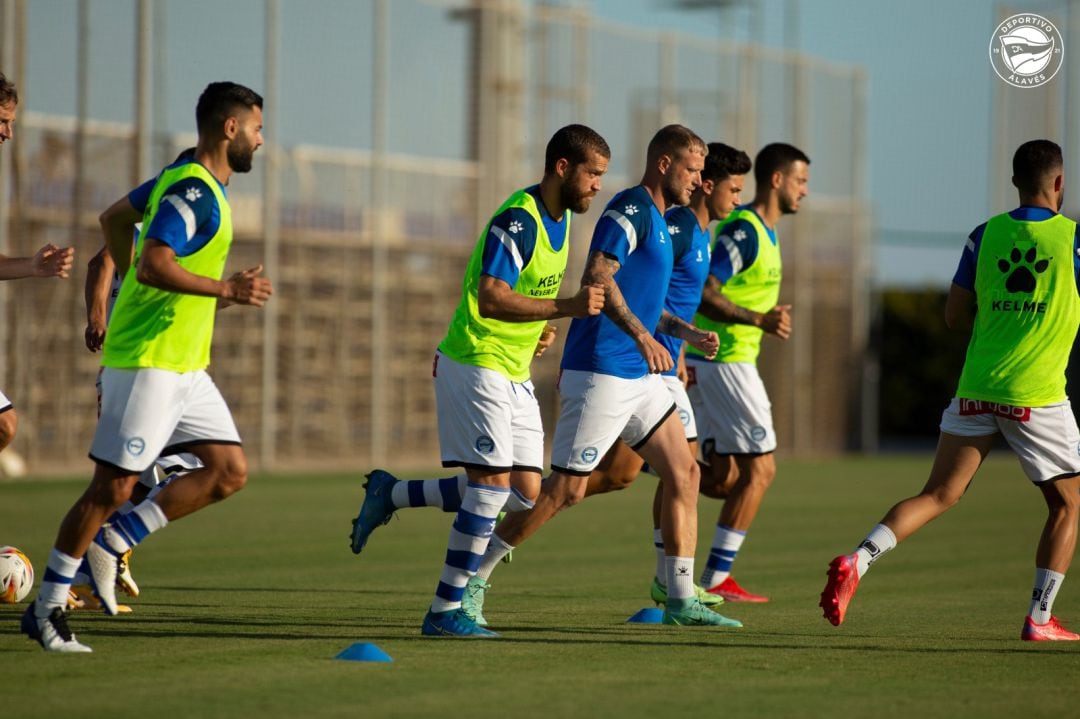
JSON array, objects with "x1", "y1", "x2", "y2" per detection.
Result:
[{"x1": 3, "y1": 455, "x2": 1080, "y2": 718}]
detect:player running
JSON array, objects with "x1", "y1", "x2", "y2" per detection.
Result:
[
  {"x1": 573, "y1": 142, "x2": 752, "y2": 608},
  {"x1": 353, "y1": 125, "x2": 610, "y2": 637},
  {"x1": 22, "y1": 81, "x2": 272, "y2": 652},
  {"x1": 820, "y1": 139, "x2": 1080, "y2": 641},
  {"x1": 471, "y1": 126, "x2": 738, "y2": 628},
  {"x1": 687, "y1": 143, "x2": 809, "y2": 603},
  {"x1": 69, "y1": 148, "x2": 207, "y2": 611}
]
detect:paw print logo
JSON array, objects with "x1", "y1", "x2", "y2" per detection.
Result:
[
  {"x1": 508, "y1": 220, "x2": 524, "y2": 234},
  {"x1": 624, "y1": 204, "x2": 638, "y2": 216},
  {"x1": 733, "y1": 228, "x2": 747, "y2": 241},
  {"x1": 184, "y1": 186, "x2": 202, "y2": 202},
  {"x1": 668, "y1": 224, "x2": 680, "y2": 235},
  {"x1": 998, "y1": 245, "x2": 1050, "y2": 294}
]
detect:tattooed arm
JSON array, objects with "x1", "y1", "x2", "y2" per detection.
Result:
[
  {"x1": 581, "y1": 250, "x2": 673, "y2": 373},
  {"x1": 657, "y1": 310, "x2": 719, "y2": 359}
]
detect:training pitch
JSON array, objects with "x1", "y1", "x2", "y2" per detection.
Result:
[{"x1": 2, "y1": 455, "x2": 1079, "y2": 718}]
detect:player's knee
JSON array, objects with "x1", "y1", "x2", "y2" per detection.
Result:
[
  {"x1": 1045, "y1": 481, "x2": 1080, "y2": 515},
  {"x1": 702, "y1": 457, "x2": 738, "y2": 497},
  {"x1": 0, "y1": 409, "x2": 16, "y2": 451},
  {"x1": 210, "y1": 453, "x2": 248, "y2": 500},
  {"x1": 926, "y1": 485, "x2": 964, "y2": 510},
  {"x1": 601, "y1": 472, "x2": 636, "y2": 493},
  {"x1": 685, "y1": 459, "x2": 701, "y2": 490},
  {"x1": 87, "y1": 473, "x2": 137, "y2": 510},
  {"x1": 558, "y1": 481, "x2": 588, "y2": 509},
  {"x1": 1050, "y1": 499, "x2": 1079, "y2": 522},
  {"x1": 749, "y1": 462, "x2": 776, "y2": 489},
  {"x1": 664, "y1": 458, "x2": 699, "y2": 499},
  {"x1": 698, "y1": 475, "x2": 728, "y2": 499},
  {"x1": 505, "y1": 487, "x2": 536, "y2": 512},
  {"x1": 561, "y1": 490, "x2": 584, "y2": 509}
]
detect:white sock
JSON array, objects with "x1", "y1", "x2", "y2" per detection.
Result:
[
  {"x1": 1029, "y1": 568, "x2": 1065, "y2": 624},
  {"x1": 389, "y1": 479, "x2": 411, "y2": 508},
  {"x1": 853, "y1": 523, "x2": 897, "y2": 578},
  {"x1": 700, "y1": 525, "x2": 746, "y2": 589},
  {"x1": 36, "y1": 548, "x2": 82, "y2": 614},
  {"x1": 504, "y1": 488, "x2": 535, "y2": 512},
  {"x1": 666, "y1": 556, "x2": 695, "y2": 601},
  {"x1": 653, "y1": 528, "x2": 665, "y2": 583},
  {"x1": 475, "y1": 533, "x2": 514, "y2": 581}
]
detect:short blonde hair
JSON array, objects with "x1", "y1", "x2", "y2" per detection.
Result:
[{"x1": 647, "y1": 124, "x2": 706, "y2": 163}]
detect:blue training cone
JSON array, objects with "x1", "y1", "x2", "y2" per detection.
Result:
[
  {"x1": 626, "y1": 607, "x2": 664, "y2": 624},
  {"x1": 335, "y1": 642, "x2": 393, "y2": 662}
]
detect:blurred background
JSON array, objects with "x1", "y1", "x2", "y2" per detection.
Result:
[{"x1": 0, "y1": 0, "x2": 1077, "y2": 474}]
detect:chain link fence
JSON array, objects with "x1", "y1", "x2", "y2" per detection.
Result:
[{"x1": 0, "y1": 0, "x2": 869, "y2": 474}]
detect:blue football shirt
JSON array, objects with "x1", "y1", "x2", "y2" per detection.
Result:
[{"x1": 561, "y1": 185, "x2": 674, "y2": 379}]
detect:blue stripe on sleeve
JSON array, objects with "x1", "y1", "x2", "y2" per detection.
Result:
[
  {"x1": 952, "y1": 222, "x2": 984, "y2": 291},
  {"x1": 142, "y1": 177, "x2": 220, "y2": 257},
  {"x1": 481, "y1": 207, "x2": 537, "y2": 287},
  {"x1": 591, "y1": 213, "x2": 633, "y2": 265},
  {"x1": 710, "y1": 219, "x2": 758, "y2": 284}
]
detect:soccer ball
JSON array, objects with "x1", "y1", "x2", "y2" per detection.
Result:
[{"x1": 0, "y1": 546, "x2": 34, "y2": 604}]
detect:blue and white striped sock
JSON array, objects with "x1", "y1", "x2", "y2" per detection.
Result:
[
  {"x1": 107, "y1": 501, "x2": 136, "y2": 523},
  {"x1": 430, "y1": 483, "x2": 509, "y2": 613},
  {"x1": 144, "y1": 471, "x2": 182, "y2": 502},
  {"x1": 35, "y1": 548, "x2": 82, "y2": 614},
  {"x1": 102, "y1": 500, "x2": 169, "y2": 554},
  {"x1": 390, "y1": 474, "x2": 466, "y2": 511},
  {"x1": 700, "y1": 524, "x2": 746, "y2": 589}
]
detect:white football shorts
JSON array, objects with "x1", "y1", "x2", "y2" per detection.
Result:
[
  {"x1": 687, "y1": 358, "x2": 776, "y2": 457},
  {"x1": 96, "y1": 367, "x2": 204, "y2": 485},
  {"x1": 433, "y1": 352, "x2": 544, "y2": 473},
  {"x1": 940, "y1": 397, "x2": 1080, "y2": 483},
  {"x1": 90, "y1": 367, "x2": 241, "y2": 473},
  {"x1": 0, "y1": 388, "x2": 10, "y2": 413},
  {"x1": 550, "y1": 370, "x2": 676, "y2": 476},
  {"x1": 663, "y1": 374, "x2": 697, "y2": 441}
]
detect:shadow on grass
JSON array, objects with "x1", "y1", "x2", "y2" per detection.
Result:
[
  {"x1": 15, "y1": 614, "x2": 1062, "y2": 656},
  {"x1": 148, "y1": 585, "x2": 379, "y2": 594}
]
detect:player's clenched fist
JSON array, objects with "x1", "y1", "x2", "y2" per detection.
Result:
[
  {"x1": 571, "y1": 283, "x2": 605, "y2": 317},
  {"x1": 691, "y1": 329, "x2": 720, "y2": 360},
  {"x1": 760, "y1": 304, "x2": 792, "y2": 340},
  {"x1": 224, "y1": 264, "x2": 274, "y2": 307},
  {"x1": 33, "y1": 244, "x2": 74, "y2": 279}
]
